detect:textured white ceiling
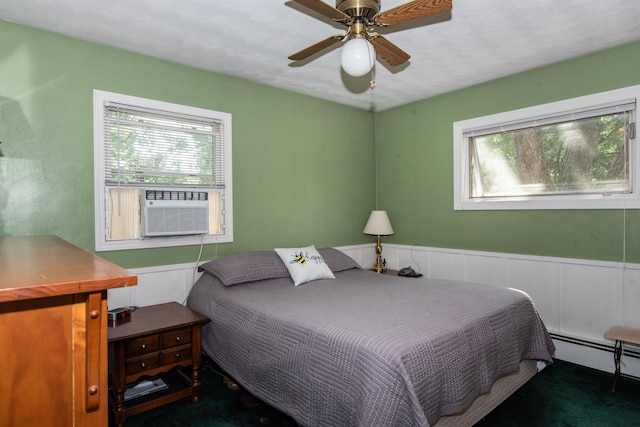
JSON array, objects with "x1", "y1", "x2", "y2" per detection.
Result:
[{"x1": 2, "y1": 0, "x2": 640, "y2": 111}]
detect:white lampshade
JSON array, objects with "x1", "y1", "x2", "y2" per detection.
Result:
[
  {"x1": 341, "y1": 38, "x2": 375, "y2": 77},
  {"x1": 363, "y1": 210, "x2": 394, "y2": 236}
]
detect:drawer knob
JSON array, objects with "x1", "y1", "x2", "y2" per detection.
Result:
[
  {"x1": 175, "y1": 353, "x2": 180, "y2": 359},
  {"x1": 141, "y1": 344, "x2": 146, "y2": 350},
  {"x1": 90, "y1": 310, "x2": 100, "y2": 319},
  {"x1": 141, "y1": 362, "x2": 146, "y2": 368},
  {"x1": 88, "y1": 385, "x2": 99, "y2": 396},
  {"x1": 176, "y1": 336, "x2": 181, "y2": 342}
]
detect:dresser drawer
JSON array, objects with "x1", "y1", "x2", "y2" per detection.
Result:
[
  {"x1": 125, "y1": 353, "x2": 161, "y2": 376},
  {"x1": 125, "y1": 335, "x2": 159, "y2": 357},
  {"x1": 161, "y1": 344, "x2": 192, "y2": 365},
  {"x1": 161, "y1": 328, "x2": 192, "y2": 349}
]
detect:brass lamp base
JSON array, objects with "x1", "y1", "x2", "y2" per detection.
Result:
[
  {"x1": 371, "y1": 262, "x2": 386, "y2": 274},
  {"x1": 371, "y1": 235, "x2": 386, "y2": 273}
]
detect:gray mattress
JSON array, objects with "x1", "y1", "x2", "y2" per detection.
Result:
[{"x1": 187, "y1": 268, "x2": 555, "y2": 427}]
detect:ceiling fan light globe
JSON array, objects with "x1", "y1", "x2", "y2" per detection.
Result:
[{"x1": 341, "y1": 38, "x2": 375, "y2": 77}]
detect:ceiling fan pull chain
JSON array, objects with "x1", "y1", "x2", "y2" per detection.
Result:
[{"x1": 369, "y1": 62, "x2": 376, "y2": 90}]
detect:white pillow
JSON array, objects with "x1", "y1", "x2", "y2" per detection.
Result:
[{"x1": 274, "y1": 245, "x2": 335, "y2": 286}]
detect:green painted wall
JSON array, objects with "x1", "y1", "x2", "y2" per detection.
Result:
[
  {"x1": 0, "y1": 20, "x2": 375, "y2": 268},
  {"x1": 377, "y1": 41, "x2": 640, "y2": 263},
  {"x1": 4, "y1": 18, "x2": 640, "y2": 267}
]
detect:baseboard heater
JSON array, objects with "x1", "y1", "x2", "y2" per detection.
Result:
[{"x1": 549, "y1": 332, "x2": 640, "y2": 360}]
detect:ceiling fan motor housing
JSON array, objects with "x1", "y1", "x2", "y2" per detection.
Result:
[{"x1": 336, "y1": 0, "x2": 380, "y2": 20}]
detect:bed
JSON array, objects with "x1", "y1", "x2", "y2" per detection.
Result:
[{"x1": 186, "y1": 247, "x2": 555, "y2": 427}]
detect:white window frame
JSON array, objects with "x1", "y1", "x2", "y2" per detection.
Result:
[
  {"x1": 453, "y1": 85, "x2": 640, "y2": 210},
  {"x1": 93, "y1": 90, "x2": 233, "y2": 251}
]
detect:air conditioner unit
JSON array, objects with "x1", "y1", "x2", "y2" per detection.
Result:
[{"x1": 140, "y1": 189, "x2": 209, "y2": 237}]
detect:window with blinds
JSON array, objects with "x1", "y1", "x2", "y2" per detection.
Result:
[
  {"x1": 453, "y1": 85, "x2": 640, "y2": 210},
  {"x1": 93, "y1": 90, "x2": 233, "y2": 251},
  {"x1": 103, "y1": 103, "x2": 225, "y2": 188}
]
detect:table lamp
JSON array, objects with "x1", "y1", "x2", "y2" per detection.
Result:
[{"x1": 363, "y1": 210, "x2": 394, "y2": 273}]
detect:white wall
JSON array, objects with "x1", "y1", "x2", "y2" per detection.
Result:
[{"x1": 108, "y1": 243, "x2": 640, "y2": 378}]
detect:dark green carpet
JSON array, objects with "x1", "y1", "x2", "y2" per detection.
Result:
[{"x1": 118, "y1": 358, "x2": 640, "y2": 427}]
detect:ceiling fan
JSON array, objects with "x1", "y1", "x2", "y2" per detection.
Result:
[{"x1": 288, "y1": 0, "x2": 452, "y2": 76}]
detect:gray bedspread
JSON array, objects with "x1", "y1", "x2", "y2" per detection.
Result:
[{"x1": 187, "y1": 268, "x2": 555, "y2": 427}]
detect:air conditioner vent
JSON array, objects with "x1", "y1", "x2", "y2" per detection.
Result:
[{"x1": 145, "y1": 189, "x2": 208, "y2": 201}]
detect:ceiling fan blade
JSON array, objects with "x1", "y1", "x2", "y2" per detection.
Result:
[
  {"x1": 375, "y1": 0, "x2": 452, "y2": 26},
  {"x1": 370, "y1": 35, "x2": 410, "y2": 67},
  {"x1": 288, "y1": 35, "x2": 344, "y2": 61},
  {"x1": 292, "y1": 0, "x2": 350, "y2": 22}
]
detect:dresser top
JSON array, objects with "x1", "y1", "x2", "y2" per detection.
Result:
[{"x1": 0, "y1": 235, "x2": 137, "y2": 302}]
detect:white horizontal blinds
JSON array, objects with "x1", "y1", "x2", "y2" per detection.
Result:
[
  {"x1": 103, "y1": 102, "x2": 225, "y2": 188},
  {"x1": 464, "y1": 101, "x2": 636, "y2": 138}
]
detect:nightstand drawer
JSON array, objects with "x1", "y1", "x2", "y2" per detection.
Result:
[
  {"x1": 126, "y1": 335, "x2": 159, "y2": 357},
  {"x1": 125, "y1": 354, "x2": 161, "y2": 376},
  {"x1": 162, "y1": 328, "x2": 192, "y2": 348},
  {"x1": 161, "y1": 344, "x2": 192, "y2": 365}
]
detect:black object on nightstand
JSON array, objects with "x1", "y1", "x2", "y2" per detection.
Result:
[{"x1": 397, "y1": 267, "x2": 423, "y2": 278}]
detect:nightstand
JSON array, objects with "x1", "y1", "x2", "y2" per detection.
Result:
[{"x1": 108, "y1": 302, "x2": 210, "y2": 427}]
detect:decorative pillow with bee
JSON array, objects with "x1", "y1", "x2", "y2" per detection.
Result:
[{"x1": 274, "y1": 245, "x2": 335, "y2": 286}]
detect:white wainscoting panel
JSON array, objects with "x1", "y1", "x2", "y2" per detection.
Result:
[
  {"x1": 506, "y1": 258, "x2": 558, "y2": 332},
  {"x1": 107, "y1": 262, "x2": 202, "y2": 310},
  {"x1": 424, "y1": 251, "x2": 466, "y2": 281},
  {"x1": 466, "y1": 254, "x2": 508, "y2": 287},
  {"x1": 623, "y1": 267, "x2": 640, "y2": 326},
  {"x1": 557, "y1": 263, "x2": 619, "y2": 340}
]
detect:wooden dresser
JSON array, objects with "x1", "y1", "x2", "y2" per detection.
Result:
[{"x1": 0, "y1": 235, "x2": 137, "y2": 427}]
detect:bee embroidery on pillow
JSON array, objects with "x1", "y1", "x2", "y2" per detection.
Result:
[{"x1": 291, "y1": 251, "x2": 307, "y2": 265}]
